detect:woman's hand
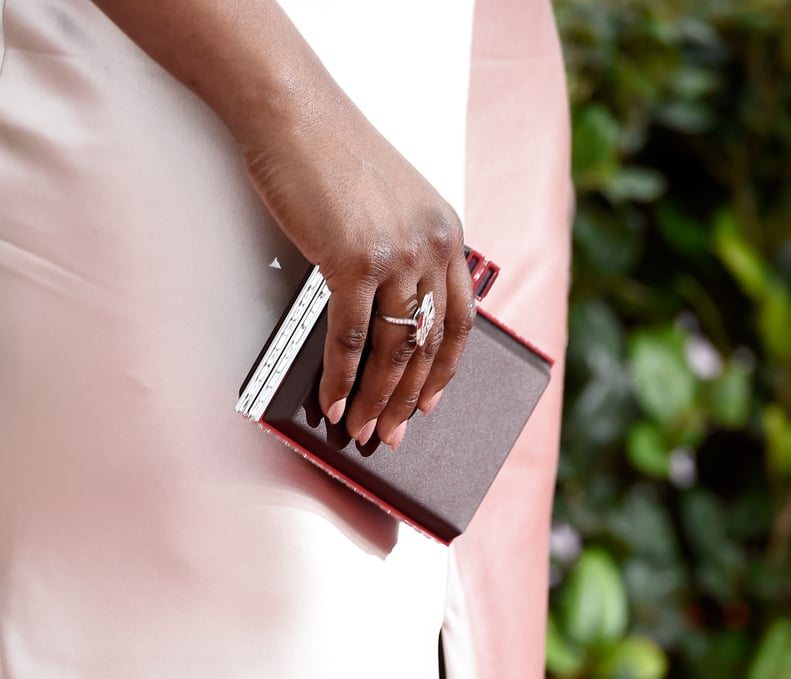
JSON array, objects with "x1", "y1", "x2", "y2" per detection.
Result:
[
  {"x1": 91, "y1": 0, "x2": 475, "y2": 447},
  {"x1": 242, "y1": 90, "x2": 475, "y2": 447}
]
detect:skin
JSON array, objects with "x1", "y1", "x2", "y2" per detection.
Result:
[{"x1": 91, "y1": 0, "x2": 475, "y2": 447}]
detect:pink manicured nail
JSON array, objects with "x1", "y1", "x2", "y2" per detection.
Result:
[
  {"x1": 357, "y1": 419, "x2": 377, "y2": 445},
  {"x1": 421, "y1": 389, "x2": 444, "y2": 416},
  {"x1": 389, "y1": 420, "x2": 408, "y2": 451},
  {"x1": 327, "y1": 398, "x2": 346, "y2": 425}
]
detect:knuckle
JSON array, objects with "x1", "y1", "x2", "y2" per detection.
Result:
[
  {"x1": 379, "y1": 392, "x2": 420, "y2": 428},
  {"x1": 371, "y1": 392, "x2": 391, "y2": 410},
  {"x1": 336, "y1": 367, "x2": 360, "y2": 389},
  {"x1": 452, "y1": 301, "x2": 477, "y2": 337},
  {"x1": 426, "y1": 206, "x2": 463, "y2": 259},
  {"x1": 389, "y1": 339, "x2": 417, "y2": 366},
  {"x1": 334, "y1": 327, "x2": 368, "y2": 356},
  {"x1": 394, "y1": 391, "x2": 420, "y2": 413},
  {"x1": 352, "y1": 240, "x2": 393, "y2": 282},
  {"x1": 399, "y1": 242, "x2": 420, "y2": 270}
]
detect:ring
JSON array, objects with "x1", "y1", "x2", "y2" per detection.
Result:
[{"x1": 378, "y1": 291, "x2": 436, "y2": 347}]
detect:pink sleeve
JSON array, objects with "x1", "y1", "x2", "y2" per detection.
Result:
[{"x1": 444, "y1": 0, "x2": 573, "y2": 676}]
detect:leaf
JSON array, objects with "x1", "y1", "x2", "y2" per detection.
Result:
[
  {"x1": 670, "y1": 66, "x2": 721, "y2": 99},
  {"x1": 676, "y1": 16, "x2": 725, "y2": 50},
  {"x1": 562, "y1": 548, "x2": 629, "y2": 646},
  {"x1": 694, "y1": 630, "x2": 752, "y2": 679},
  {"x1": 626, "y1": 420, "x2": 671, "y2": 478},
  {"x1": 713, "y1": 210, "x2": 768, "y2": 300},
  {"x1": 713, "y1": 213, "x2": 791, "y2": 362},
  {"x1": 573, "y1": 207, "x2": 645, "y2": 275},
  {"x1": 708, "y1": 360, "x2": 753, "y2": 428},
  {"x1": 757, "y1": 281, "x2": 791, "y2": 363},
  {"x1": 572, "y1": 105, "x2": 621, "y2": 188},
  {"x1": 610, "y1": 492, "x2": 680, "y2": 564},
  {"x1": 749, "y1": 619, "x2": 791, "y2": 679},
  {"x1": 628, "y1": 328, "x2": 697, "y2": 424},
  {"x1": 773, "y1": 239, "x2": 791, "y2": 290},
  {"x1": 762, "y1": 404, "x2": 791, "y2": 479},
  {"x1": 605, "y1": 166, "x2": 667, "y2": 204},
  {"x1": 680, "y1": 491, "x2": 746, "y2": 601},
  {"x1": 567, "y1": 301, "x2": 625, "y2": 377},
  {"x1": 654, "y1": 101, "x2": 712, "y2": 133},
  {"x1": 546, "y1": 612, "x2": 586, "y2": 677},
  {"x1": 594, "y1": 636, "x2": 669, "y2": 679},
  {"x1": 655, "y1": 202, "x2": 711, "y2": 255},
  {"x1": 566, "y1": 373, "x2": 636, "y2": 449}
]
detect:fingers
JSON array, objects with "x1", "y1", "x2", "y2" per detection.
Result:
[
  {"x1": 342, "y1": 277, "x2": 426, "y2": 444},
  {"x1": 342, "y1": 254, "x2": 473, "y2": 448},
  {"x1": 371, "y1": 278, "x2": 447, "y2": 445},
  {"x1": 318, "y1": 216, "x2": 473, "y2": 449}
]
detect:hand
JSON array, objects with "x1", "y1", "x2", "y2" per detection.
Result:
[{"x1": 242, "y1": 84, "x2": 475, "y2": 448}]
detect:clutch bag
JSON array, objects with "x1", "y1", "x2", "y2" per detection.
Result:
[{"x1": 236, "y1": 249, "x2": 551, "y2": 544}]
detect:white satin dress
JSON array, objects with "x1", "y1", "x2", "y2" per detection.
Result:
[{"x1": 0, "y1": 0, "x2": 572, "y2": 677}]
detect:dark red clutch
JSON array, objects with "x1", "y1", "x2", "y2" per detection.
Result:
[{"x1": 237, "y1": 250, "x2": 551, "y2": 544}]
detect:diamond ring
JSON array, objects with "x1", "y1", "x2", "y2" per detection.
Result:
[{"x1": 377, "y1": 292, "x2": 436, "y2": 347}]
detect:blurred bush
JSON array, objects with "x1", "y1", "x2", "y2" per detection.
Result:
[{"x1": 548, "y1": 0, "x2": 791, "y2": 677}]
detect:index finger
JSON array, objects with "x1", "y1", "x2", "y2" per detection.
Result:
[{"x1": 318, "y1": 281, "x2": 377, "y2": 425}]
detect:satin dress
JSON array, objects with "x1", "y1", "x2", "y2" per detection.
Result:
[{"x1": 0, "y1": 1, "x2": 571, "y2": 677}]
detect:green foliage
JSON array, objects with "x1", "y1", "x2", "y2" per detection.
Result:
[
  {"x1": 549, "y1": 0, "x2": 791, "y2": 676},
  {"x1": 562, "y1": 549, "x2": 629, "y2": 646},
  {"x1": 749, "y1": 619, "x2": 791, "y2": 679}
]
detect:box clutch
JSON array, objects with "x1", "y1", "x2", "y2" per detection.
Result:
[{"x1": 236, "y1": 249, "x2": 552, "y2": 544}]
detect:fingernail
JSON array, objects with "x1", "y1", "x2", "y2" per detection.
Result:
[
  {"x1": 357, "y1": 419, "x2": 377, "y2": 445},
  {"x1": 327, "y1": 398, "x2": 346, "y2": 425},
  {"x1": 421, "y1": 389, "x2": 444, "y2": 416},
  {"x1": 389, "y1": 420, "x2": 408, "y2": 451}
]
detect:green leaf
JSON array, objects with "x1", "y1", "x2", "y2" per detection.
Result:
[
  {"x1": 762, "y1": 404, "x2": 791, "y2": 479},
  {"x1": 562, "y1": 548, "x2": 629, "y2": 646},
  {"x1": 567, "y1": 301, "x2": 625, "y2": 377},
  {"x1": 680, "y1": 491, "x2": 746, "y2": 601},
  {"x1": 626, "y1": 420, "x2": 671, "y2": 478},
  {"x1": 757, "y1": 281, "x2": 791, "y2": 362},
  {"x1": 573, "y1": 207, "x2": 644, "y2": 275},
  {"x1": 708, "y1": 360, "x2": 753, "y2": 428},
  {"x1": 572, "y1": 105, "x2": 621, "y2": 188},
  {"x1": 566, "y1": 373, "x2": 635, "y2": 448},
  {"x1": 628, "y1": 328, "x2": 697, "y2": 424},
  {"x1": 676, "y1": 16, "x2": 724, "y2": 50},
  {"x1": 712, "y1": 213, "x2": 791, "y2": 361},
  {"x1": 655, "y1": 202, "x2": 711, "y2": 255},
  {"x1": 610, "y1": 493, "x2": 680, "y2": 564},
  {"x1": 622, "y1": 558, "x2": 688, "y2": 647},
  {"x1": 749, "y1": 619, "x2": 791, "y2": 679},
  {"x1": 713, "y1": 211, "x2": 768, "y2": 300},
  {"x1": 605, "y1": 167, "x2": 666, "y2": 204},
  {"x1": 694, "y1": 630, "x2": 752, "y2": 679},
  {"x1": 594, "y1": 636, "x2": 668, "y2": 679},
  {"x1": 670, "y1": 66, "x2": 720, "y2": 99},
  {"x1": 654, "y1": 101, "x2": 712, "y2": 133},
  {"x1": 546, "y1": 612, "x2": 586, "y2": 677}
]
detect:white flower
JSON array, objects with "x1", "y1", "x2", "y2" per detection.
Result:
[
  {"x1": 669, "y1": 448, "x2": 697, "y2": 488},
  {"x1": 550, "y1": 522, "x2": 583, "y2": 563},
  {"x1": 684, "y1": 334, "x2": 723, "y2": 379}
]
